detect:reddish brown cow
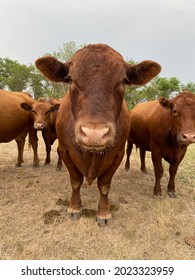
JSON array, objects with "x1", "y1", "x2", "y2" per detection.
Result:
[
  {"x1": 0, "y1": 90, "x2": 39, "y2": 166},
  {"x1": 125, "y1": 91, "x2": 195, "y2": 198},
  {"x1": 21, "y1": 98, "x2": 62, "y2": 170},
  {"x1": 35, "y1": 43, "x2": 161, "y2": 226},
  {"x1": 21, "y1": 98, "x2": 62, "y2": 169}
]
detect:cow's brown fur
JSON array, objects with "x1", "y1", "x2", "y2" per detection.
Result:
[
  {"x1": 125, "y1": 91, "x2": 195, "y2": 198},
  {"x1": 0, "y1": 90, "x2": 39, "y2": 166},
  {"x1": 35, "y1": 43, "x2": 161, "y2": 226},
  {"x1": 21, "y1": 98, "x2": 62, "y2": 169}
]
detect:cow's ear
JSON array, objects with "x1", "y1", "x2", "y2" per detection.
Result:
[
  {"x1": 50, "y1": 104, "x2": 60, "y2": 112},
  {"x1": 159, "y1": 96, "x2": 172, "y2": 109},
  {"x1": 35, "y1": 56, "x2": 70, "y2": 83},
  {"x1": 125, "y1": 60, "x2": 161, "y2": 85},
  {"x1": 20, "y1": 102, "x2": 33, "y2": 112}
]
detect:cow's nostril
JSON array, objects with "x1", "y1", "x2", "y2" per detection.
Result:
[{"x1": 182, "y1": 133, "x2": 187, "y2": 139}]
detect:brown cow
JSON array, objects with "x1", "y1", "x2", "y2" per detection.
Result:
[
  {"x1": 21, "y1": 97, "x2": 62, "y2": 169},
  {"x1": 35, "y1": 43, "x2": 161, "y2": 226},
  {"x1": 0, "y1": 90, "x2": 39, "y2": 166},
  {"x1": 125, "y1": 91, "x2": 195, "y2": 198}
]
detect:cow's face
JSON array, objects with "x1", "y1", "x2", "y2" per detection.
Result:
[
  {"x1": 21, "y1": 99, "x2": 60, "y2": 130},
  {"x1": 35, "y1": 44, "x2": 161, "y2": 150},
  {"x1": 159, "y1": 91, "x2": 195, "y2": 145}
]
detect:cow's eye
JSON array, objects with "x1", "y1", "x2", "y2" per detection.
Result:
[
  {"x1": 45, "y1": 110, "x2": 50, "y2": 115},
  {"x1": 172, "y1": 109, "x2": 178, "y2": 116},
  {"x1": 31, "y1": 110, "x2": 36, "y2": 114}
]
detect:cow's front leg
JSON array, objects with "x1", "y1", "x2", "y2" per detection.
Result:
[
  {"x1": 97, "y1": 151, "x2": 124, "y2": 226},
  {"x1": 97, "y1": 182, "x2": 111, "y2": 227},
  {"x1": 42, "y1": 131, "x2": 51, "y2": 165},
  {"x1": 167, "y1": 163, "x2": 178, "y2": 198},
  {"x1": 67, "y1": 179, "x2": 83, "y2": 220},
  {"x1": 60, "y1": 149, "x2": 83, "y2": 219},
  {"x1": 29, "y1": 129, "x2": 39, "y2": 167},
  {"x1": 168, "y1": 148, "x2": 186, "y2": 198}
]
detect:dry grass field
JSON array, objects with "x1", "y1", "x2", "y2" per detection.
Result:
[{"x1": 0, "y1": 132, "x2": 194, "y2": 260}]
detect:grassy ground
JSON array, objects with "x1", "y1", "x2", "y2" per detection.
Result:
[{"x1": 0, "y1": 133, "x2": 194, "y2": 260}]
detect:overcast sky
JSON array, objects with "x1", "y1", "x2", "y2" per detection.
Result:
[{"x1": 0, "y1": 0, "x2": 195, "y2": 84}]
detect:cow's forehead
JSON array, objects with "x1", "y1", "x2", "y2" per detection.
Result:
[
  {"x1": 33, "y1": 102, "x2": 50, "y2": 111},
  {"x1": 70, "y1": 44, "x2": 125, "y2": 75},
  {"x1": 72, "y1": 44, "x2": 124, "y2": 60},
  {"x1": 173, "y1": 92, "x2": 195, "y2": 107}
]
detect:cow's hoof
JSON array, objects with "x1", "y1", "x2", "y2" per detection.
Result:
[
  {"x1": 153, "y1": 192, "x2": 162, "y2": 196},
  {"x1": 70, "y1": 212, "x2": 81, "y2": 220},
  {"x1": 96, "y1": 217, "x2": 108, "y2": 227},
  {"x1": 56, "y1": 166, "x2": 62, "y2": 172},
  {"x1": 168, "y1": 192, "x2": 177, "y2": 198}
]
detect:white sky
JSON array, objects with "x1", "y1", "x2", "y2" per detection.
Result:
[{"x1": 0, "y1": 0, "x2": 195, "y2": 83}]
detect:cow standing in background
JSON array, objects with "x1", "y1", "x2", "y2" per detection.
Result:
[
  {"x1": 125, "y1": 91, "x2": 195, "y2": 198},
  {"x1": 21, "y1": 98, "x2": 62, "y2": 170},
  {"x1": 35, "y1": 43, "x2": 161, "y2": 226},
  {"x1": 0, "y1": 90, "x2": 39, "y2": 167}
]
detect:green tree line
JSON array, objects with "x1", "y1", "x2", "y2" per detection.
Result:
[{"x1": 1, "y1": 41, "x2": 195, "y2": 107}]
